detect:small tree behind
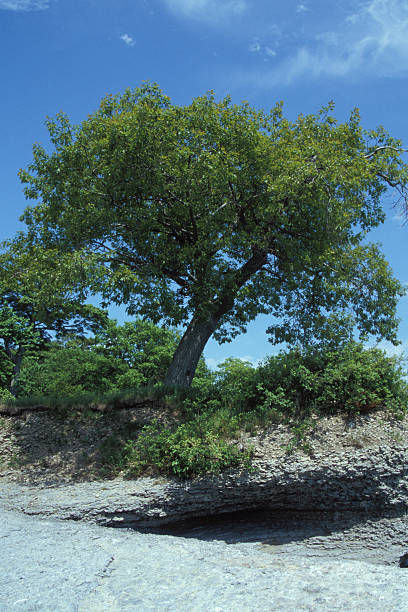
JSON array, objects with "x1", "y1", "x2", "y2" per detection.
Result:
[{"x1": 0, "y1": 237, "x2": 107, "y2": 395}]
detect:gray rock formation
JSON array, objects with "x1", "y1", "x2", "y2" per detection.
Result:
[{"x1": 1, "y1": 444, "x2": 407, "y2": 528}]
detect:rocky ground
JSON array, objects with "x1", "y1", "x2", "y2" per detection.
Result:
[
  {"x1": 1, "y1": 403, "x2": 408, "y2": 530},
  {"x1": 4, "y1": 508, "x2": 408, "y2": 611},
  {"x1": 2, "y1": 404, "x2": 408, "y2": 610}
]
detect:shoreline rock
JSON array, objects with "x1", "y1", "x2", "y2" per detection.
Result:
[{"x1": 1, "y1": 444, "x2": 407, "y2": 528}]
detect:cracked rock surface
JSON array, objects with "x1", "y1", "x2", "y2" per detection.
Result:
[{"x1": 3, "y1": 508, "x2": 408, "y2": 611}]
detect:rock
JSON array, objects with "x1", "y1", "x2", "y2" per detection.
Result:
[
  {"x1": 1, "y1": 444, "x2": 408, "y2": 529},
  {"x1": 399, "y1": 553, "x2": 408, "y2": 567}
]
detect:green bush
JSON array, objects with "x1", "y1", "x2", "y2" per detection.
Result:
[
  {"x1": 122, "y1": 420, "x2": 252, "y2": 479},
  {"x1": 17, "y1": 346, "x2": 128, "y2": 397},
  {"x1": 15, "y1": 319, "x2": 214, "y2": 399},
  {"x1": 88, "y1": 319, "x2": 180, "y2": 386},
  {"x1": 0, "y1": 351, "x2": 12, "y2": 392},
  {"x1": 255, "y1": 343, "x2": 408, "y2": 416},
  {"x1": 0, "y1": 387, "x2": 14, "y2": 402},
  {"x1": 215, "y1": 358, "x2": 258, "y2": 412}
]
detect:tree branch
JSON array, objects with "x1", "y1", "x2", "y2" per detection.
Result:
[
  {"x1": 364, "y1": 146, "x2": 408, "y2": 160},
  {"x1": 214, "y1": 247, "x2": 268, "y2": 317}
]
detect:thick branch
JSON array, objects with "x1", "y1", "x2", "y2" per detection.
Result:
[{"x1": 214, "y1": 247, "x2": 268, "y2": 317}]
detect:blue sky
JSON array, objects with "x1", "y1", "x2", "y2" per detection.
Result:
[{"x1": 1, "y1": 0, "x2": 408, "y2": 367}]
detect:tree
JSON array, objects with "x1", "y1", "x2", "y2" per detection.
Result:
[
  {"x1": 60, "y1": 318, "x2": 182, "y2": 389},
  {"x1": 17, "y1": 319, "x2": 211, "y2": 397},
  {"x1": 0, "y1": 236, "x2": 107, "y2": 395},
  {"x1": 0, "y1": 301, "x2": 41, "y2": 396},
  {"x1": 18, "y1": 84, "x2": 408, "y2": 387},
  {"x1": 85, "y1": 318, "x2": 181, "y2": 386},
  {"x1": 17, "y1": 343, "x2": 127, "y2": 398}
]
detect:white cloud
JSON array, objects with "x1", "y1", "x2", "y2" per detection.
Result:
[
  {"x1": 205, "y1": 357, "x2": 222, "y2": 370},
  {"x1": 265, "y1": 46, "x2": 277, "y2": 57},
  {"x1": 296, "y1": 2, "x2": 308, "y2": 13},
  {"x1": 392, "y1": 212, "x2": 405, "y2": 225},
  {"x1": 371, "y1": 339, "x2": 408, "y2": 358},
  {"x1": 249, "y1": 38, "x2": 261, "y2": 53},
  {"x1": 242, "y1": 0, "x2": 408, "y2": 86},
  {"x1": 0, "y1": 0, "x2": 49, "y2": 9},
  {"x1": 249, "y1": 35, "x2": 278, "y2": 59},
  {"x1": 238, "y1": 355, "x2": 260, "y2": 366},
  {"x1": 205, "y1": 355, "x2": 260, "y2": 370},
  {"x1": 120, "y1": 33, "x2": 136, "y2": 47},
  {"x1": 164, "y1": 0, "x2": 247, "y2": 22}
]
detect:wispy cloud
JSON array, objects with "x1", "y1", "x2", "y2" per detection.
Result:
[
  {"x1": 249, "y1": 38, "x2": 261, "y2": 53},
  {"x1": 296, "y1": 2, "x2": 308, "y2": 13},
  {"x1": 392, "y1": 212, "x2": 405, "y2": 225},
  {"x1": 164, "y1": 0, "x2": 247, "y2": 23},
  {"x1": 120, "y1": 33, "x2": 136, "y2": 47},
  {"x1": 249, "y1": 39, "x2": 278, "y2": 59},
  {"x1": 248, "y1": 26, "x2": 280, "y2": 60},
  {"x1": 265, "y1": 46, "x2": 277, "y2": 57},
  {"x1": 205, "y1": 357, "x2": 222, "y2": 370},
  {"x1": 372, "y1": 338, "x2": 408, "y2": 358},
  {"x1": 242, "y1": 0, "x2": 408, "y2": 87},
  {"x1": 205, "y1": 355, "x2": 259, "y2": 370},
  {"x1": 0, "y1": 0, "x2": 49, "y2": 9}
]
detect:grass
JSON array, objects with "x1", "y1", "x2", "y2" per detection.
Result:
[
  {"x1": 282, "y1": 418, "x2": 316, "y2": 455},
  {"x1": 0, "y1": 385, "x2": 189, "y2": 426}
]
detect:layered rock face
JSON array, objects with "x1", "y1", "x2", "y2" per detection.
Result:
[{"x1": 1, "y1": 444, "x2": 407, "y2": 528}]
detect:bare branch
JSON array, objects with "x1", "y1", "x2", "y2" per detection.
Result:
[
  {"x1": 211, "y1": 201, "x2": 229, "y2": 216},
  {"x1": 364, "y1": 146, "x2": 408, "y2": 160}
]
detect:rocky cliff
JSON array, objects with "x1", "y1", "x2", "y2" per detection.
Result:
[{"x1": 0, "y1": 407, "x2": 407, "y2": 528}]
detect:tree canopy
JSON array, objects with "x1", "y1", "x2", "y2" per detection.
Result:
[
  {"x1": 0, "y1": 236, "x2": 107, "y2": 394},
  {"x1": 17, "y1": 84, "x2": 408, "y2": 386}
]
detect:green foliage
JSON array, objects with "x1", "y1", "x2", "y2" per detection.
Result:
[
  {"x1": 214, "y1": 358, "x2": 258, "y2": 412},
  {"x1": 179, "y1": 343, "x2": 408, "y2": 439},
  {"x1": 254, "y1": 343, "x2": 408, "y2": 415},
  {"x1": 4, "y1": 337, "x2": 408, "y2": 478},
  {"x1": 17, "y1": 345, "x2": 127, "y2": 397},
  {"x1": 0, "y1": 387, "x2": 14, "y2": 403},
  {"x1": 0, "y1": 236, "x2": 107, "y2": 341},
  {"x1": 122, "y1": 420, "x2": 252, "y2": 479},
  {"x1": 0, "y1": 302, "x2": 43, "y2": 392},
  {"x1": 283, "y1": 418, "x2": 316, "y2": 455},
  {"x1": 0, "y1": 385, "x2": 165, "y2": 411},
  {"x1": 17, "y1": 83, "x2": 408, "y2": 385},
  {"x1": 80, "y1": 319, "x2": 181, "y2": 387},
  {"x1": 0, "y1": 236, "x2": 108, "y2": 393},
  {"x1": 0, "y1": 304, "x2": 42, "y2": 354},
  {"x1": 15, "y1": 319, "x2": 211, "y2": 398},
  {"x1": 0, "y1": 350, "x2": 13, "y2": 391}
]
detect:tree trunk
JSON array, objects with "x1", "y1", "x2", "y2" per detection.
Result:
[
  {"x1": 9, "y1": 346, "x2": 25, "y2": 398},
  {"x1": 164, "y1": 313, "x2": 219, "y2": 387},
  {"x1": 164, "y1": 247, "x2": 269, "y2": 388}
]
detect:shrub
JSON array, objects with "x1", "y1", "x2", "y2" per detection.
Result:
[
  {"x1": 255, "y1": 343, "x2": 408, "y2": 416},
  {"x1": 17, "y1": 346, "x2": 127, "y2": 397},
  {"x1": 123, "y1": 420, "x2": 252, "y2": 479},
  {"x1": 215, "y1": 358, "x2": 258, "y2": 412},
  {"x1": 15, "y1": 319, "x2": 214, "y2": 399},
  {"x1": 0, "y1": 387, "x2": 14, "y2": 403}
]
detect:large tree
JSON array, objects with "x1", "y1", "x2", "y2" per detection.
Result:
[{"x1": 18, "y1": 84, "x2": 408, "y2": 387}]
